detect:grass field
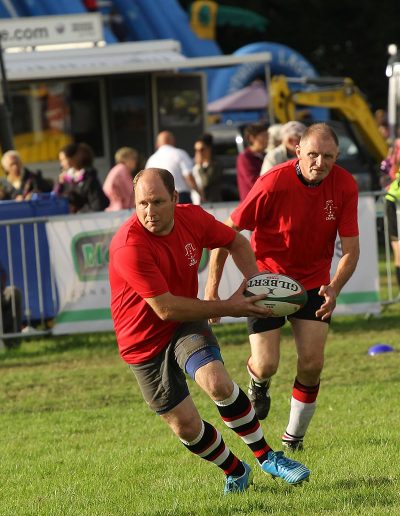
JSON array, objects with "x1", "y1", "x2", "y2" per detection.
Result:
[{"x1": 1, "y1": 301, "x2": 400, "y2": 515}]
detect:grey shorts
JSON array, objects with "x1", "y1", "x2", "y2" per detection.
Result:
[
  {"x1": 247, "y1": 288, "x2": 331, "y2": 334},
  {"x1": 129, "y1": 320, "x2": 220, "y2": 414}
]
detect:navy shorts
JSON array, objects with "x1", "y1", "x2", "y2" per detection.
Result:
[
  {"x1": 247, "y1": 288, "x2": 331, "y2": 335},
  {"x1": 129, "y1": 321, "x2": 221, "y2": 414}
]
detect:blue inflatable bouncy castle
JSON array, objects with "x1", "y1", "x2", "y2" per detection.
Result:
[{"x1": 208, "y1": 42, "x2": 319, "y2": 102}]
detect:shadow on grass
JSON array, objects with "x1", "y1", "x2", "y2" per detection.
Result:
[
  {"x1": 215, "y1": 309, "x2": 400, "y2": 343},
  {"x1": 329, "y1": 310, "x2": 400, "y2": 335},
  {"x1": 0, "y1": 332, "x2": 117, "y2": 365},
  {"x1": 332, "y1": 476, "x2": 396, "y2": 490}
]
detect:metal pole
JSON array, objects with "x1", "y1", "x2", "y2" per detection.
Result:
[
  {"x1": 386, "y1": 44, "x2": 399, "y2": 144},
  {"x1": 387, "y1": 72, "x2": 397, "y2": 143},
  {"x1": 0, "y1": 37, "x2": 14, "y2": 152},
  {"x1": 265, "y1": 63, "x2": 274, "y2": 125}
]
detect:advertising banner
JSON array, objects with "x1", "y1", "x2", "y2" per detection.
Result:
[
  {"x1": 46, "y1": 211, "x2": 130, "y2": 335},
  {"x1": 330, "y1": 194, "x2": 380, "y2": 315},
  {"x1": 46, "y1": 195, "x2": 380, "y2": 335}
]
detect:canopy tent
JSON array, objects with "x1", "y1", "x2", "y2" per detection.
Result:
[{"x1": 207, "y1": 81, "x2": 268, "y2": 112}]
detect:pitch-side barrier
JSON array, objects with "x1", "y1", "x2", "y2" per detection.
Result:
[
  {"x1": 0, "y1": 214, "x2": 57, "y2": 350},
  {"x1": 0, "y1": 192, "x2": 399, "y2": 349}
]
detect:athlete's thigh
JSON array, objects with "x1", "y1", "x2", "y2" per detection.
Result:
[
  {"x1": 249, "y1": 328, "x2": 281, "y2": 367},
  {"x1": 290, "y1": 318, "x2": 329, "y2": 363}
]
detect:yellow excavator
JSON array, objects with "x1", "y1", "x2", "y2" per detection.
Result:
[{"x1": 270, "y1": 75, "x2": 388, "y2": 165}]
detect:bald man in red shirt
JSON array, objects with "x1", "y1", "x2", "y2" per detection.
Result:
[{"x1": 109, "y1": 167, "x2": 310, "y2": 494}]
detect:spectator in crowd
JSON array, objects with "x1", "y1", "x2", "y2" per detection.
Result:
[
  {"x1": 145, "y1": 131, "x2": 202, "y2": 204},
  {"x1": 385, "y1": 178, "x2": 400, "y2": 291},
  {"x1": 266, "y1": 124, "x2": 283, "y2": 153},
  {"x1": 1, "y1": 150, "x2": 53, "y2": 200},
  {"x1": 56, "y1": 142, "x2": 109, "y2": 212},
  {"x1": 381, "y1": 139, "x2": 400, "y2": 291},
  {"x1": 380, "y1": 138, "x2": 400, "y2": 188},
  {"x1": 236, "y1": 123, "x2": 268, "y2": 200},
  {"x1": 0, "y1": 177, "x2": 16, "y2": 200},
  {"x1": 261, "y1": 121, "x2": 306, "y2": 175},
  {"x1": 375, "y1": 109, "x2": 390, "y2": 141},
  {"x1": 103, "y1": 147, "x2": 138, "y2": 211},
  {"x1": 1, "y1": 261, "x2": 22, "y2": 349},
  {"x1": 192, "y1": 133, "x2": 223, "y2": 203},
  {"x1": 67, "y1": 191, "x2": 90, "y2": 214}
]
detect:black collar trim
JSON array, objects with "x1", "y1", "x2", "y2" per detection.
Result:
[{"x1": 295, "y1": 162, "x2": 322, "y2": 188}]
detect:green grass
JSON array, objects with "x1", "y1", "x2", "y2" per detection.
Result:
[{"x1": 1, "y1": 303, "x2": 400, "y2": 515}]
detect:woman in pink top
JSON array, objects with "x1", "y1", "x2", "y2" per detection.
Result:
[{"x1": 103, "y1": 147, "x2": 138, "y2": 211}]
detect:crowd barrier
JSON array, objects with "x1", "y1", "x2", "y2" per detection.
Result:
[
  {"x1": 0, "y1": 196, "x2": 69, "y2": 349},
  {"x1": 0, "y1": 192, "x2": 399, "y2": 349}
]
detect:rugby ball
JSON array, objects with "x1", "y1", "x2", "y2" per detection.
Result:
[{"x1": 245, "y1": 271, "x2": 308, "y2": 317}]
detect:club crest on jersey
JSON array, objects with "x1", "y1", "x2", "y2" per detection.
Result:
[
  {"x1": 324, "y1": 200, "x2": 337, "y2": 220},
  {"x1": 185, "y1": 242, "x2": 198, "y2": 266}
]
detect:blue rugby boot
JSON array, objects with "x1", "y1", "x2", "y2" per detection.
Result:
[
  {"x1": 260, "y1": 451, "x2": 310, "y2": 485},
  {"x1": 224, "y1": 462, "x2": 253, "y2": 494}
]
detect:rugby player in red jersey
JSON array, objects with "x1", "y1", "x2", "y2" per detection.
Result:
[
  {"x1": 206, "y1": 123, "x2": 360, "y2": 451},
  {"x1": 109, "y1": 168, "x2": 310, "y2": 494}
]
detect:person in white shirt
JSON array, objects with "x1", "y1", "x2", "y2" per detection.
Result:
[{"x1": 145, "y1": 131, "x2": 201, "y2": 204}]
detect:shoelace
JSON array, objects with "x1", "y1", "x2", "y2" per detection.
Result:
[
  {"x1": 225, "y1": 477, "x2": 241, "y2": 490},
  {"x1": 270, "y1": 451, "x2": 297, "y2": 470}
]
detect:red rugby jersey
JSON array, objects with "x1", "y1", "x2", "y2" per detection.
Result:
[
  {"x1": 231, "y1": 159, "x2": 359, "y2": 290},
  {"x1": 109, "y1": 204, "x2": 235, "y2": 364}
]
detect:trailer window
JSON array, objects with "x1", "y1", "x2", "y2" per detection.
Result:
[
  {"x1": 9, "y1": 80, "x2": 103, "y2": 165},
  {"x1": 154, "y1": 74, "x2": 205, "y2": 154},
  {"x1": 108, "y1": 75, "x2": 151, "y2": 158}
]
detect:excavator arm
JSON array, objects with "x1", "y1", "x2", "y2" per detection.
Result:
[{"x1": 270, "y1": 75, "x2": 388, "y2": 162}]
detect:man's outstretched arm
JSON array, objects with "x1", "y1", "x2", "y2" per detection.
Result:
[{"x1": 204, "y1": 217, "x2": 255, "y2": 301}]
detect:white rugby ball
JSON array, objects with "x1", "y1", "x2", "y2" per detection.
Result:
[{"x1": 245, "y1": 271, "x2": 308, "y2": 317}]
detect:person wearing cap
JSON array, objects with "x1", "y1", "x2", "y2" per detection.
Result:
[{"x1": 260, "y1": 121, "x2": 306, "y2": 175}]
